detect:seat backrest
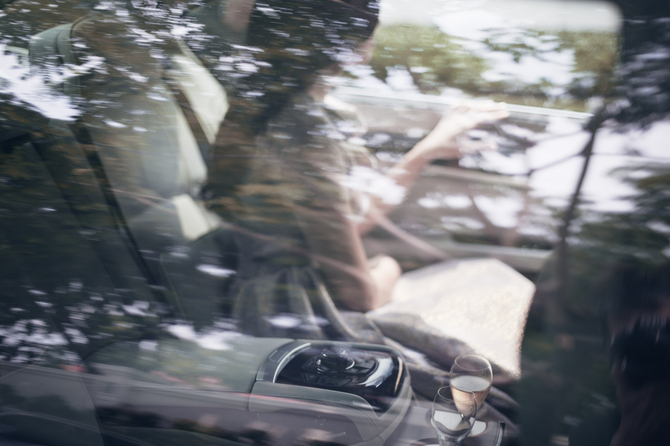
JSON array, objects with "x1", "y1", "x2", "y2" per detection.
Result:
[{"x1": 27, "y1": 14, "x2": 236, "y2": 328}]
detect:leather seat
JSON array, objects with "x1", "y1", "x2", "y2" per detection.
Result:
[{"x1": 28, "y1": 13, "x2": 235, "y2": 329}]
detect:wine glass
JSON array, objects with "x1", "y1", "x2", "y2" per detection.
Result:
[
  {"x1": 450, "y1": 354, "x2": 493, "y2": 410},
  {"x1": 431, "y1": 385, "x2": 477, "y2": 446}
]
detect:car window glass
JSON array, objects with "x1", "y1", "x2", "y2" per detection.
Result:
[{"x1": 2, "y1": 1, "x2": 670, "y2": 446}]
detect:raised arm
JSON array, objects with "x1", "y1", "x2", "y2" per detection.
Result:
[{"x1": 357, "y1": 101, "x2": 509, "y2": 235}]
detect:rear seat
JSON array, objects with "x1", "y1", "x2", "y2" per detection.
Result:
[{"x1": 28, "y1": 13, "x2": 237, "y2": 328}]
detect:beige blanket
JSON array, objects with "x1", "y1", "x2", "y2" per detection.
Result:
[{"x1": 368, "y1": 258, "x2": 535, "y2": 377}]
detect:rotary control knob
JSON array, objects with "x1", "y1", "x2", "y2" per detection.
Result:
[{"x1": 316, "y1": 347, "x2": 355, "y2": 372}]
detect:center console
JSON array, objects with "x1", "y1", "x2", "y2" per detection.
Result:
[
  {"x1": 251, "y1": 340, "x2": 413, "y2": 445},
  {"x1": 81, "y1": 337, "x2": 412, "y2": 446}
]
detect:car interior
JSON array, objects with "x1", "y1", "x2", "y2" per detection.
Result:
[
  {"x1": 4, "y1": 0, "x2": 670, "y2": 445},
  {"x1": 0, "y1": 7, "x2": 432, "y2": 446}
]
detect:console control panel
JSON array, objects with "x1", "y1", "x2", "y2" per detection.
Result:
[{"x1": 273, "y1": 344, "x2": 406, "y2": 413}]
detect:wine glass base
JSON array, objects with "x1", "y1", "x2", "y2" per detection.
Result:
[{"x1": 424, "y1": 410, "x2": 490, "y2": 437}]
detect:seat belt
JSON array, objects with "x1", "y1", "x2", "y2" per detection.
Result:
[
  {"x1": 171, "y1": 85, "x2": 213, "y2": 163},
  {"x1": 164, "y1": 39, "x2": 229, "y2": 164}
]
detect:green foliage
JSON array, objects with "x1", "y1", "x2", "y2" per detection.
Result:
[
  {"x1": 369, "y1": 24, "x2": 490, "y2": 94},
  {"x1": 480, "y1": 28, "x2": 618, "y2": 97},
  {"x1": 556, "y1": 30, "x2": 619, "y2": 99},
  {"x1": 369, "y1": 24, "x2": 619, "y2": 110},
  {"x1": 560, "y1": 163, "x2": 670, "y2": 315},
  {"x1": 615, "y1": 164, "x2": 670, "y2": 225}
]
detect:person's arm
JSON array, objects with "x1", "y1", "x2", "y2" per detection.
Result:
[
  {"x1": 263, "y1": 117, "x2": 396, "y2": 312},
  {"x1": 357, "y1": 101, "x2": 509, "y2": 235},
  {"x1": 283, "y1": 102, "x2": 508, "y2": 309},
  {"x1": 291, "y1": 200, "x2": 393, "y2": 311}
]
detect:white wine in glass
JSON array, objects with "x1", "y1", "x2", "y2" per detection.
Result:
[
  {"x1": 431, "y1": 385, "x2": 477, "y2": 446},
  {"x1": 450, "y1": 355, "x2": 493, "y2": 408}
]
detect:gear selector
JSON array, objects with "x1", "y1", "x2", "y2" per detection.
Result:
[
  {"x1": 252, "y1": 340, "x2": 412, "y2": 445},
  {"x1": 316, "y1": 347, "x2": 356, "y2": 372},
  {"x1": 271, "y1": 342, "x2": 406, "y2": 413}
]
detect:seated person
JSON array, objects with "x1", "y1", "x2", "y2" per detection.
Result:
[
  {"x1": 204, "y1": 0, "x2": 508, "y2": 321},
  {"x1": 204, "y1": 2, "x2": 521, "y2": 428}
]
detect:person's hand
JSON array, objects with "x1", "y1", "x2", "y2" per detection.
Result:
[
  {"x1": 368, "y1": 255, "x2": 402, "y2": 310},
  {"x1": 414, "y1": 100, "x2": 509, "y2": 160}
]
